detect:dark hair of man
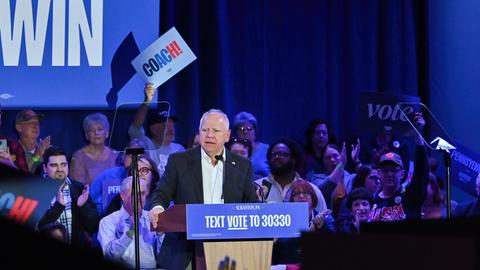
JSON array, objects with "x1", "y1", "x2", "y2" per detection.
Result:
[
  {"x1": 42, "y1": 146, "x2": 67, "y2": 166},
  {"x1": 304, "y1": 118, "x2": 337, "y2": 155},
  {"x1": 266, "y1": 138, "x2": 303, "y2": 171}
]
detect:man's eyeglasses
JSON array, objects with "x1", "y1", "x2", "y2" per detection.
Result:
[
  {"x1": 139, "y1": 167, "x2": 151, "y2": 176},
  {"x1": 271, "y1": 151, "x2": 291, "y2": 158},
  {"x1": 230, "y1": 137, "x2": 251, "y2": 144},
  {"x1": 239, "y1": 125, "x2": 254, "y2": 132}
]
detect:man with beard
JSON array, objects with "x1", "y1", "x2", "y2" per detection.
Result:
[
  {"x1": 255, "y1": 138, "x2": 327, "y2": 213},
  {"x1": 37, "y1": 147, "x2": 99, "y2": 247}
]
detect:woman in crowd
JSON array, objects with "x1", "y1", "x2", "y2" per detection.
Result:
[
  {"x1": 338, "y1": 187, "x2": 373, "y2": 234},
  {"x1": 310, "y1": 144, "x2": 358, "y2": 211},
  {"x1": 302, "y1": 119, "x2": 337, "y2": 178},
  {"x1": 272, "y1": 180, "x2": 335, "y2": 265},
  {"x1": 421, "y1": 173, "x2": 446, "y2": 219},
  {"x1": 104, "y1": 156, "x2": 160, "y2": 216},
  {"x1": 352, "y1": 164, "x2": 382, "y2": 195},
  {"x1": 226, "y1": 137, "x2": 264, "y2": 199},
  {"x1": 233, "y1": 111, "x2": 270, "y2": 177},
  {"x1": 70, "y1": 113, "x2": 119, "y2": 185}
]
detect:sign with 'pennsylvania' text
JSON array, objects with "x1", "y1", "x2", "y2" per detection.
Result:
[
  {"x1": 131, "y1": 27, "x2": 197, "y2": 88},
  {"x1": 186, "y1": 203, "x2": 309, "y2": 240}
]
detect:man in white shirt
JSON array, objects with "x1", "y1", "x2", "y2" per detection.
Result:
[
  {"x1": 98, "y1": 176, "x2": 163, "y2": 269},
  {"x1": 148, "y1": 109, "x2": 258, "y2": 269}
]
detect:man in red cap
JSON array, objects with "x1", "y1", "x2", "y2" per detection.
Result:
[
  {"x1": 370, "y1": 113, "x2": 429, "y2": 222},
  {"x1": 12, "y1": 109, "x2": 51, "y2": 174}
]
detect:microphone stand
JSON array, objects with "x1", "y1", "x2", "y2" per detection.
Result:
[
  {"x1": 125, "y1": 147, "x2": 145, "y2": 270},
  {"x1": 441, "y1": 150, "x2": 453, "y2": 219}
]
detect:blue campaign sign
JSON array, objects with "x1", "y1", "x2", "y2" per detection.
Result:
[
  {"x1": 451, "y1": 143, "x2": 480, "y2": 196},
  {"x1": 0, "y1": 0, "x2": 159, "y2": 108},
  {"x1": 359, "y1": 91, "x2": 421, "y2": 136},
  {"x1": 186, "y1": 203, "x2": 309, "y2": 240}
]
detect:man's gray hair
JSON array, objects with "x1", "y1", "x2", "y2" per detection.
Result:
[
  {"x1": 120, "y1": 176, "x2": 147, "y2": 195},
  {"x1": 120, "y1": 176, "x2": 133, "y2": 194},
  {"x1": 198, "y1": 109, "x2": 230, "y2": 130}
]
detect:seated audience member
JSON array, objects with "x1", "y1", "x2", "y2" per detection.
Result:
[
  {"x1": 98, "y1": 176, "x2": 163, "y2": 269},
  {"x1": 186, "y1": 133, "x2": 200, "y2": 149},
  {"x1": 370, "y1": 113, "x2": 428, "y2": 222},
  {"x1": 0, "y1": 106, "x2": 19, "y2": 168},
  {"x1": 352, "y1": 164, "x2": 382, "y2": 195},
  {"x1": 233, "y1": 111, "x2": 270, "y2": 177},
  {"x1": 128, "y1": 83, "x2": 185, "y2": 175},
  {"x1": 309, "y1": 143, "x2": 357, "y2": 210},
  {"x1": 255, "y1": 138, "x2": 327, "y2": 213},
  {"x1": 421, "y1": 173, "x2": 446, "y2": 219},
  {"x1": 367, "y1": 126, "x2": 409, "y2": 166},
  {"x1": 338, "y1": 187, "x2": 373, "y2": 234},
  {"x1": 70, "y1": 112, "x2": 119, "y2": 185},
  {"x1": 90, "y1": 139, "x2": 145, "y2": 216},
  {"x1": 103, "y1": 156, "x2": 160, "y2": 216},
  {"x1": 38, "y1": 147, "x2": 99, "y2": 247},
  {"x1": 288, "y1": 180, "x2": 335, "y2": 232},
  {"x1": 272, "y1": 180, "x2": 335, "y2": 265},
  {"x1": 428, "y1": 157, "x2": 445, "y2": 189},
  {"x1": 226, "y1": 137, "x2": 263, "y2": 180},
  {"x1": 301, "y1": 119, "x2": 337, "y2": 178},
  {"x1": 226, "y1": 136, "x2": 265, "y2": 200},
  {"x1": 12, "y1": 109, "x2": 51, "y2": 173},
  {"x1": 226, "y1": 137, "x2": 252, "y2": 159},
  {"x1": 454, "y1": 172, "x2": 480, "y2": 218},
  {"x1": 38, "y1": 222, "x2": 67, "y2": 243}
]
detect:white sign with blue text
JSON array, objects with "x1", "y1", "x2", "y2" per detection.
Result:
[
  {"x1": 186, "y1": 203, "x2": 309, "y2": 240},
  {"x1": 131, "y1": 27, "x2": 197, "y2": 88}
]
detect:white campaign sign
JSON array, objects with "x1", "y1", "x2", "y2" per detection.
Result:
[{"x1": 131, "y1": 27, "x2": 197, "y2": 88}]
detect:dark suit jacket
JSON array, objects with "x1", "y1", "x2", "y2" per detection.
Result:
[
  {"x1": 454, "y1": 198, "x2": 480, "y2": 218},
  {"x1": 149, "y1": 147, "x2": 258, "y2": 269},
  {"x1": 38, "y1": 178, "x2": 100, "y2": 248}
]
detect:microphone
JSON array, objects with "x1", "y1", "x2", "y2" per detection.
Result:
[{"x1": 215, "y1": 155, "x2": 225, "y2": 200}]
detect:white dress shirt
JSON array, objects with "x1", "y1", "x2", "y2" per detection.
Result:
[
  {"x1": 200, "y1": 147, "x2": 225, "y2": 204},
  {"x1": 97, "y1": 206, "x2": 164, "y2": 269}
]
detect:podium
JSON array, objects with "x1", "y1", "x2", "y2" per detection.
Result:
[{"x1": 155, "y1": 203, "x2": 308, "y2": 270}]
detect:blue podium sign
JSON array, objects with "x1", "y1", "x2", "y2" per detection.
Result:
[{"x1": 186, "y1": 203, "x2": 309, "y2": 240}]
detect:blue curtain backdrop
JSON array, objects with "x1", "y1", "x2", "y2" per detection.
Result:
[
  {"x1": 4, "y1": 0, "x2": 480, "y2": 160},
  {"x1": 157, "y1": 0, "x2": 426, "y2": 146}
]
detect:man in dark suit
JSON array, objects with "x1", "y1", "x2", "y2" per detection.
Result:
[
  {"x1": 454, "y1": 173, "x2": 480, "y2": 218},
  {"x1": 148, "y1": 109, "x2": 258, "y2": 269}
]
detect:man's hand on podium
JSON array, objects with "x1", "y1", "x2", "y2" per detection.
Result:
[
  {"x1": 218, "y1": 256, "x2": 236, "y2": 270},
  {"x1": 148, "y1": 206, "x2": 165, "y2": 229}
]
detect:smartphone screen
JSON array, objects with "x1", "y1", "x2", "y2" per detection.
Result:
[{"x1": 0, "y1": 139, "x2": 7, "y2": 151}]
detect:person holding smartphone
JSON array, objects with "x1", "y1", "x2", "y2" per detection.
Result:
[{"x1": 0, "y1": 106, "x2": 22, "y2": 169}]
